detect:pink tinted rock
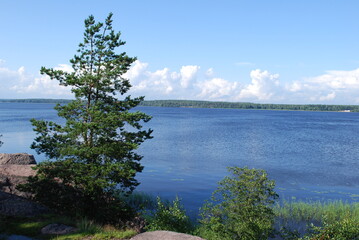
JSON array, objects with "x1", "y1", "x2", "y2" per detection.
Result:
[
  {"x1": 0, "y1": 153, "x2": 36, "y2": 165},
  {"x1": 130, "y1": 231, "x2": 205, "y2": 240}
]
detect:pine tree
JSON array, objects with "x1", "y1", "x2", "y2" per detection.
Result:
[{"x1": 19, "y1": 13, "x2": 152, "y2": 222}]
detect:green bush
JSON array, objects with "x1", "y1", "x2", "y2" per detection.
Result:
[
  {"x1": 301, "y1": 216, "x2": 359, "y2": 240},
  {"x1": 145, "y1": 196, "x2": 193, "y2": 233},
  {"x1": 197, "y1": 167, "x2": 278, "y2": 240}
]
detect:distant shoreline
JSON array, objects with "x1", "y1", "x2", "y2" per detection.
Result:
[{"x1": 0, "y1": 99, "x2": 358, "y2": 112}]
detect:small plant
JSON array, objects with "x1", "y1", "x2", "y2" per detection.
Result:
[
  {"x1": 121, "y1": 191, "x2": 157, "y2": 212},
  {"x1": 197, "y1": 167, "x2": 278, "y2": 240},
  {"x1": 76, "y1": 217, "x2": 101, "y2": 234},
  {"x1": 145, "y1": 196, "x2": 193, "y2": 233}
]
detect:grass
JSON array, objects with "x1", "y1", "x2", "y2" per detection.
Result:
[
  {"x1": 0, "y1": 214, "x2": 137, "y2": 240},
  {"x1": 2, "y1": 194, "x2": 358, "y2": 239},
  {"x1": 274, "y1": 200, "x2": 359, "y2": 223},
  {"x1": 273, "y1": 200, "x2": 359, "y2": 237},
  {"x1": 52, "y1": 228, "x2": 137, "y2": 240},
  {"x1": 120, "y1": 191, "x2": 157, "y2": 212},
  {"x1": 0, "y1": 214, "x2": 73, "y2": 237}
]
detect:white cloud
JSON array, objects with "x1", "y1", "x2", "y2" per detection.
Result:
[
  {"x1": 197, "y1": 78, "x2": 239, "y2": 99},
  {"x1": 237, "y1": 69, "x2": 280, "y2": 101},
  {"x1": 287, "y1": 68, "x2": 359, "y2": 103},
  {"x1": 2, "y1": 58, "x2": 359, "y2": 104},
  {"x1": 235, "y1": 62, "x2": 255, "y2": 66},
  {"x1": 319, "y1": 92, "x2": 336, "y2": 101},
  {"x1": 125, "y1": 60, "x2": 201, "y2": 99},
  {"x1": 1, "y1": 64, "x2": 73, "y2": 98},
  {"x1": 180, "y1": 65, "x2": 200, "y2": 88},
  {"x1": 306, "y1": 68, "x2": 359, "y2": 89},
  {"x1": 54, "y1": 64, "x2": 73, "y2": 73},
  {"x1": 126, "y1": 62, "x2": 359, "y2": 104},
  {"x1": 124, "y1": 61, "x2": 178, "y2": 96}
]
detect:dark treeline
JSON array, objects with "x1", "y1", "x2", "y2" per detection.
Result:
[
  {"x1": 139, "y1": 100, "x2": 359, "y2": 112},
  {"x1": 1, "y1": 99, "x2": 359, "y2": 112},
  {"x1": 0, "y1": 99, "x2": 72, "y2": 104}
]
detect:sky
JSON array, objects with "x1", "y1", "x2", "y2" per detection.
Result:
[{"x1": 1, "y1": 0, "x2": 359, "y2": 104}]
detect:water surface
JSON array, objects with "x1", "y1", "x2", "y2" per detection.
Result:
[{"x1": 0, "y1": 103, "x2": 358, "y2": 214}]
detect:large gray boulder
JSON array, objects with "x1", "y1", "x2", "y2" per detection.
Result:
[
  {"x1": 130, "y1": 231, "x2": 205, "y2": 240},
  {"x1": 0, "y1": 153, "x2": 36, "y2": 165}
]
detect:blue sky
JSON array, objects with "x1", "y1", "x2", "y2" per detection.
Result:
[{"x1": 1, "y1": 0, "x2": 359, "y2": 104}]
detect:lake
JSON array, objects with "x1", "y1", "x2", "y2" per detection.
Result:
[{"x1": 0, "y1": 102, "x2": 358, "y2": 215}]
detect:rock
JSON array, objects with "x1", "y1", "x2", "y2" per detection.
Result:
[
  {"x1": 0, "y1": 164, "x2": 37, "y2": 176},
  {"x1": 0, "y1": 153, "x2": 37, "y2": 197},
  {"x1": 130, "y1": 231, "x2": 205, "y2": 240},
  {"x1": 41, "y1": 224, "x2": 77, "y2": 235},
  {"x1": 0, "y1": 153, "x2": 36, "y2": 165},
  {"x1": 0, "y1": 165, "x2": 36, "y2": 197},
  {"x1": 0, "y1": 191, "x2": 49, "y2": 217}
]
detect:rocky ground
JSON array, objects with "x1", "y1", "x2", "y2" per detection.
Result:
[
  {"x1": 130, "y1": 231, "x2": 205, "y2": 240},
  {"x1": 0, "y1": 153, "x2": 49, "y2": 217}
]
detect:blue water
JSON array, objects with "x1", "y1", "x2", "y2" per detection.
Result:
[{"x1": 0, "y1": 103, "x2": 358, "y2": 215}]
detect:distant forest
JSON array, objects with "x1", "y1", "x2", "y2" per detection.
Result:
[
  {"x1": 0, "y1": 99, "x2": 71, "y2": 103},
  {"x1": 139, "y1": 100, "x2": 359, "y2": 112},
  {"x1": 1, "y1": 99, "x2": 358, "y2": 112}
]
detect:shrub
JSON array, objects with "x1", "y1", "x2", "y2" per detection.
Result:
[
  {"x1": 197, "y1": 166, "x2": 278, "y2": 240},
  {"x1": 302, "y1": 216, "x2": 359, "y2": 240},
  {"x1": 145, "y1": 196, "x2": 193, "y2": 233}
]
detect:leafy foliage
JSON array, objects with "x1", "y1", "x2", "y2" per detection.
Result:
[
  {"x1": 301, "y1": 216, "x2": 359, "y2": 240},
  {"x1": 18, "y1": 13, "x2": 152, "y2": 223},
  {"x1": 197, "y1": 167, "x2": 278, "y2": 240},
  {"x1": 145, "y1": 197, "x2": 193, "y2": 233}
]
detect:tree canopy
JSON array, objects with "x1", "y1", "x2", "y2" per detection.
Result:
[{"x1": 19, "y1": 13, "x2": 152, "y2": 222}]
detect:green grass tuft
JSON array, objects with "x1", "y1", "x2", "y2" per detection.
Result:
[{"x1": 274, "y1": 200, "x2": 359, "y2": 224}]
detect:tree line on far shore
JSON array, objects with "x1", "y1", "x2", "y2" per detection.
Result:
[
  {"x1": 1, "y1": 99, "x2": 359, "y2": 112},
  {"x1": 140, "y1": 100, "x2": 359, "y2": 112}
]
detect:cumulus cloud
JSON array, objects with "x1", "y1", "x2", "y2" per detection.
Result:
[
  {"x1": 306, "y1": 68, "x2": 359, "y2": 90},
  {"x1": 0, "y1": 64, "x2": 72, "y2": 98},
  {"x1": 319, "y1": 92, "x2": 336, "y2": 101},
  {"x1": 180, "y1": 65, "x2": 200, "y2": 88},
  {"x1": 124, "y1": 61, "x2": 178, "y2": 97},
  {"x1": 125, "y1": 60, "x2": 202, "y2": 99},
  {"x1": 197, "y1": 78, "x2": 239, "y2": 99},
  {"x1": 125, "y1": 61, "x2": 359, "y2": 103},
  {"x1": 2, "y1": 58, "x2": 359, "y2": 104},
  {"x1": 286, "y1": 68, "x2": 359, "y2": 103},
  {"x1": 126, "y1": 61, "x2": 282, "y2": 102},
  {"x1": 237, "y1": 69, "x2": 280, "y2": 101}
]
